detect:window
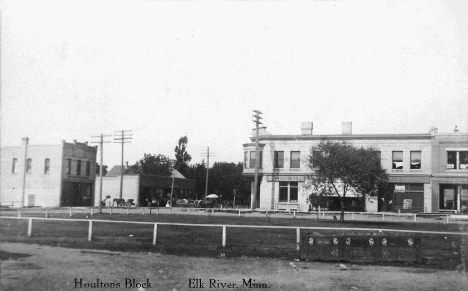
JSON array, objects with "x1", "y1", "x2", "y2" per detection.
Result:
[
  {"x1": 249, "y1": 151, "x2": 263, "y2": 169},
  {"x1": 44, "y1": 158, "x2": 50, "y2": 174},
  {"x1": 410, "y1": 151, "x2": 421, "y2": 169},
  {"x1": 290, "y1": 151, "x2": 300, "y2": 168},
  {"x1": 392, "y1": 151, "x2": 403, "y2": 169},
  {"x1": 66, "y1": 159, "x2": 71, "y2": 174},
  {"x1": 447, "y1": 151, "x2": 468, "y2": 170},
  {"x1": 76, "y1": 160, "x2": 82, "y2": 175},
  {"x1": 12, "y1": 158, "x2": 18, "y2": 173},
  {"x1": 26, "y1": 158, "x2": 32, "y2": 174},
  {"x1": 86, "y1": 161, "x2": 91, "y2": 176},
  {"x1": 279, "y1": 182, "x2": 298, "y2": 202},
  {"x1": 244, "y1": 151, "x2": 248, "y2": 168},
  {"x1": 274, "y1": 151, "x2": 284, "y2": 168},
  {"x1": 312, "y1": 151, "x2": 322, "y2": 167}
]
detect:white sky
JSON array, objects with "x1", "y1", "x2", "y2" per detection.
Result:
[{"x1": 1, "y1": 0, "x2": 467, "y2": 167}]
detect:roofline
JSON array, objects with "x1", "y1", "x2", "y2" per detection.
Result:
[{"x1": 249, "y1": 133, "x2": 434, "y2": 142}]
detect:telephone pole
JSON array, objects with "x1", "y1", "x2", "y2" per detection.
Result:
[
  {"x1": 114, "y1": 130, "x2": 132, "y2": 199},
  {"x1": 252, "y1": 110, "x2": 263, "y2": 210},
  {"x1": 201, "y1": 147, "x2": 215, "y2": 200},
  {"x1": 91, "y1": 134, "x2": 112, "y2": 213}
]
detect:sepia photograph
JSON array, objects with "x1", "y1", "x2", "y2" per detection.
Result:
[{"x1": 1, "y1": 0, "x2": 467, "y2": 290}]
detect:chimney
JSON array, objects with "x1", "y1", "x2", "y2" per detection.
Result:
[
  {"x1": 251, "y1": 126, "x2": 270, "y2": 137},
  {"x1": 454, "y1": 126, "x2": 459, "y2": 133},
  {"x1": 342, "y1": 121, "x2": 352, "y2": 135},
  {"x1": 301, "y1": 122, "x2": 313, "y2": 135}
]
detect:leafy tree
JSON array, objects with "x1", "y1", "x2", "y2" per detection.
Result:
[
  {"x1": 174, "y1": 136, "x2": 192, "y2": 178},
  {"x1": 207, "y1": 162, "x2": 251, "y2": 205},
  {"x1": 186, "y1": 160, "x2": 208, "y2": 200},
  {"x1": 307, "y1": 140, "x2": 388, "y2": 221},
  {"x1": 128, "y1": 153, "x2": 172, "y2": 176},
  {"x1": 95, "y1": 163, "x2": 108, "y2": 176}
]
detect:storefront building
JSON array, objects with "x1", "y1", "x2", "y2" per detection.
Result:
[{"x1": 243, "y1": 122, "x2": 466, "y2": 213}]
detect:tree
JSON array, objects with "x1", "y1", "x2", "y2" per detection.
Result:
[
  {"x1": 128, "y1": 153, "x2": 172, "y2": 176},
  {"x1": 307, "y1": 140, "x2": 388, "y2": 222},
  {"x1": 95, "y1": 163, "x2": 108, "y2": 176},
  {"x1": 174, "y1": 136, "x2": 192, "y2": 178},
  {"x1": 207, "y1": 162, "x2": 251, "y2": 205},
  {"x1": 186, "y1": 161, "x2": 207, "y2": 200}
]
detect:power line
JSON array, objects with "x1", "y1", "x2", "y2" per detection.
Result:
[
  {"x1": 91, "y1": 133, "x2": 112, "y2": 213},
  {"x1": 252, "y1": 110, "x2": 263, "y2": 210},
  {"x1": 114, "y1": 130, "x2": 133, "y2": 200},
  {"x1": 201, "y1": 146, "x2": 216, "y2": 200}
]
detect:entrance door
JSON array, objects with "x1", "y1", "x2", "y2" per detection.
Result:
[{"x1": 28, "y1": 194, "x2": 35, "y2": 207}]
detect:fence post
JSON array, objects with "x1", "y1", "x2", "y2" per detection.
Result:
[
  {"x1": 238, "y1": 209, "x2": 241, "y2": 217},
  {"x1": 157, "y1": 208, "x2": 159, "y2": 215},
  {"x1": 17, "y1": 209, "x2": 21, "y2": 218},
  {"x1": 69, "y1": 207, "x2": 72, "y2": 217},
  {"x1": 211, "y1": 208, "x2": 214, "y2": 214},
  {"x1": 88, "y1": 220, "x2": 93, "y2": 241},
  {"x1": 27, "y1": 218, "x2": 32, "y2": 237},
  {"x1": 446, "y1": 215, "x2": 449, "y2": 224},
  {"x1": 45, "y1": 208, "x2": 49, "y2": 218},
  {"x1": 127, "y1": 208, "x2": 130, "y2": 215},
  {"x1": 188, "y1": 208, "x2": 190, "y2": 213},
  {"x1": 352, "y1": 212, "x2": 355, "y2": 220},
  {"x1": 110, "y1": 207, "x2": 112, "y2": 215},
  {"x1": 153, "y1": 224, "x2": 158, "y2": 245},
  {"x1": 222, "y1": 226, "x2": 227, "y2": 247},
  {"x1": 414, "y1": 214, "x2": 417, "y2": 223},
  {"x1": 170, "y1": 208, "x2": 173, "y2": 215},
  {"x1": 398, "y1": 209, "x2": 401, "y2": 217},
  {"x1": 322, "y1": 212, "x2": 325, "y2": 219},
  {"x1": 142, "y1": 207, "x2": 145, "y2": 215},
  {"x1": 296, "y1": 228, "x2": 301, "y2": 251},
  {"x1": 90, "y1": 208, "x2": 94, "y2": 216},
  {"x1": 382, "y1": 213, "x2": 385, "y2": 221},
  {"x1": 149, "y1": 208, "x2": 152, "y2": 215},
  {"x1": 293, "y1": 211, "x2": 296, "y2": 218}
]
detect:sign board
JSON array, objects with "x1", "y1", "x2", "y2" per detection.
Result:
[
  {"x1": 403, "y1": 199, "x2": 412, "y2": 209},
  {"x1": 266, "y1": 175, "x2": 305, "y2": 182},
  {"x1": 388, "y1": 176, "x2": 430, "y2": 183},
  {"x1": 395, "y1": 184, "x2": 406, "y2": 192}
]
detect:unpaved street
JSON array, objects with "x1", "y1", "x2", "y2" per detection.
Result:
[{"x1": 1, "y1": 242, "x2": 467, "y2": 291}]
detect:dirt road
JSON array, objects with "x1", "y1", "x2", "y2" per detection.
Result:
[{"x1": 1, "y1": 242, "x2": 467, "y2": 291}]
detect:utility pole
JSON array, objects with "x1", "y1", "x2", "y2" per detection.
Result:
[
  {"x1": 201, "y1": 147, "x2": 215, "y2": 200},
  {"x1": 114, "y1": 130, "x2": 132, "y2": 200},
  {"x1": 91, "y1": 134, "x2": 112, "y2": 213},
  {"x1": 252, "y1": 110, "x2": 263, "y2": 210}
]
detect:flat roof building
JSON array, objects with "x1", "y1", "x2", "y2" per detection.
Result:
[{"x1": 242, "y1": 122, "x2": 468, "y2": 214}]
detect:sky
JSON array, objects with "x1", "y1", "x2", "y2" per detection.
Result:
[{"x1": 1, "y1": 0, "x2": 467, "y2": 168}]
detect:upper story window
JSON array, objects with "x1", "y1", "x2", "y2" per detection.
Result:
[
  {"x1": 66, "y1": 159, "x2": 72, "y2": 174},
  {"x1": 279, "y1": 182, "x2": 298, "y2": 203},
  {"x1": 290, "y1": 151, "x2": 300, "y2": 168},
  {"x1": 26, "y1": 158, "x2": 32, "y2": 174},
  {"x1": 392, "y1": 151, "x2": 403, "y2": 170},
  {"x1": 274, "y1": 151, "x2": 284, "y2": 168},
  {"x1": 447, "y1": 151, "x2": 468, "y2": 170},
  {"x1": 410, "y1": 151, "x2": 421, "y2": 169},
  {"x1": 244, "y1": 151, "x2": 248, "y2": 168},
  {"x1": 86, "y1": 161, "x2": 91, "y2": 176},
  {"x1": 12, "y1": 158, "x2": 18, "y2": 173},
  {"x1": 249, "y1": 151, "x2": 263, "y2": 169},
  {"x1": 76, "y1": 160, "x2": 82, "y2": 175},
  {"x1": 44, "y1": 158, "x2": 50, "y2": 174}
]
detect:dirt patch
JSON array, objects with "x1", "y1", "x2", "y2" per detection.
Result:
[{"x1": 1, "y1": 242, "x2": 467, "y2": 291}]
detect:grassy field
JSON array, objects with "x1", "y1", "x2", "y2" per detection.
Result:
[{"x1": 1, "y1": 211, "x2": 467, "y2": 270}]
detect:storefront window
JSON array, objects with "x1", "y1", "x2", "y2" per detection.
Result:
[
  {"x1": 278, "y1": 182, "x2": 298, "y2": 203},
  {"x1": 393, "y1": 183, "x2": 424, "y2": 213},
  {"x1": 439, "y1": 184, "x2": 457, "y2": 210}
]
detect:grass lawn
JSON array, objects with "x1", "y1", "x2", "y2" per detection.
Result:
[{"x1": 1, "y1": 211, "x2": 467, "y2": 269}]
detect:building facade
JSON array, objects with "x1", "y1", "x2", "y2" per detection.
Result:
[
  {"x1": 243, "y1": 122, "x2": 468, "y2": 214},
  {"x1": 1, "y1": 138, "x2": 97, "y2": 208},
  {"x1": 94, "y1": 166, "x2": 195, "y2": 207}
]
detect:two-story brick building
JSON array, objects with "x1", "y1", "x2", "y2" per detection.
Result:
[
  {"x1": 243, "y1": 122, "x2": 468, "y2": 214},
  {"x1": 1, "y1": 138, "x2": 97, "y2": 208}
]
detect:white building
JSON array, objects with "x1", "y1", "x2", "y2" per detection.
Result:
[{"x1": 243, "y1": 122, "x2": 468, "y2": 213}]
